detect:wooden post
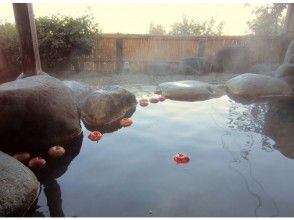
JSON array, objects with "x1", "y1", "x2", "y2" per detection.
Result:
[
  {"x1": 13, "y1": 3, "x2": 42, "y2": 76},
  {"x1": 116, "y1": 38, "x2": 123, "y2": 73}
]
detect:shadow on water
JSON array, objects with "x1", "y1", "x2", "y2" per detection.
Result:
[
  {"x1": 210, "y1": 95, "x2": 294, "y2": 217},
  {"x1": 27, "y1": 133, "x2": 84, "y2": 217}
]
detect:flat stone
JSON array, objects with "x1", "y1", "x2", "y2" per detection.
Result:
[
  {"x1": 225, "y1": 73, "x2": 292, "y2": 97},
  {"x1": 0, "y1": 73, "x2": 81, "y2": 154},
  {"x1": 155, "y1": 80, "x2": 225, "y2": 101},
  {"x1": 0, "y1": 151, "x2": 39, "y2": 217},
  {"x1": 81, "y1": 85, "x2": 137, "y2": 127}
]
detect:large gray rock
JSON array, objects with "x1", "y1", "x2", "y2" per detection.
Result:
[
  {"x1": 63, "y1": 80, "x2": 94, "y2": 108},
  {"x1": 155, "y1": 80, "x2": 225, "y2": 101},
  {"x1": 225, "y1": 73, "x2": 292, "y2": 97},
  {"x1": 212, "y1": 45, "x2": 252, "y2": 73},
  {"x1": 0, "y1": 151, "x2": 39, "y2": 216},
  {"x1": 0, "y1": 73, "x2": 81, "y2": 153},
  {"x1": 81, "y1": 85, "x2": 137, "y2": 127},
  {"x1": 275, "y1": 64, "x2": 294, "y2": 91},
  {"x1": 249, "y1": 63, "x2": 279, "y2": 76}
]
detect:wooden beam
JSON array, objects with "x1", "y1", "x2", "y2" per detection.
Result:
[
  {"x1": 285, "y1": 3, "x2": 294, "y2": 37},
  {"x1": 13, "y1": 3, "x2": 42, "y2": 76}
]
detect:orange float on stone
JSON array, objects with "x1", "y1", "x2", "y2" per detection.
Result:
[
  {"x1": 149, "y1": 97, "x2": 159, "y2": 103},
  {"x1": 139, "y1": 98, "x2": 149, "y2": 107},
  {"x1": 88, "y1": 131, "x2": 102, "y2": 141},
  {"x1": 13, "y1": 152, "x2": 31, "y2": 163},
  {"x1": 120, "y1": 118, "x2": 133, "y2": 127},
  {"x1": 28, "y1": 156, "x2": 46, "y2": 169},
  {"x1": 158, "y1": 95, "x2": 166, "y2": 102},
  {"x1": 173, "y1": 153, "x2": 190, "y2": 164},
  {"x1": 48, "y1": 146, "x2": 66, "y2": 158}
]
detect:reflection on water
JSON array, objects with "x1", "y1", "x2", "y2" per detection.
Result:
[{"x1": 32, "y1": 94, "x2": 294, "y2": 217}]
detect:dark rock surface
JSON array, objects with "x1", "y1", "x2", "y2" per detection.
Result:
[
  {"x1": 0, "y1": 73, "x2": 81, "y2": 154},
  {"x1": 284, "y1": 40, "x2": 294, "y2": 64},
  {"x1": 275, "y1": 64, "x2": 294, "y2": 91},
  {"x1": 178, "y1": 57, "x2": 212, "y2": 75},
  {"x1": 0, "y1": 151, "x2": 39, "y2": 217},
  {"x1": 212, "y1": 45, "x2": 252, "y2": 73},
  {"x1": 63, "y1": 80, "x2": 94, "y2": 108},
  {"x1": 226, "y1": 73, "x2": 292, "y2": 97},
  {"x1": 155, "y1": 80, "x2": 225, "y2": 101},
  {"x1": 81, "y1": 85, "x2": 137, "y2": 127}
]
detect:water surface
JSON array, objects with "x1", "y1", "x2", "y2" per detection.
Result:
[{"x1": 33, "y1": 92, "x2": 294, "y2": 217}]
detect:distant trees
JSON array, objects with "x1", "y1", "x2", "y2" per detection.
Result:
[
  {"x1": 149, "y1": 23, "x2": 166, "y2": 35},
  {"x1": 247, "y1": 3, "x2": 288, "y2": 36},
  {"x1": 0, "y1": 13, "x2": 101, "y2": 74},
  {"x1": 169, "y1": 15, "x2": 224, "y2": 36},
  {"x1": 148, "y1": 15, "x2": 224, "y2": 37}
]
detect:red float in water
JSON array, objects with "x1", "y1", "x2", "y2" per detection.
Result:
[
  {"x1": 13, "y1": 152, "x2": 31, "y2": 163},
  {"x1": 48, "y1": 146, "x2": 66, "y2": 158},
  {"x1": 28, "y1": 157, "x2": 46, "y2": 169},
  {"x1": 158, "y1": 96, "x2": 166, "y2": 102},
  {"x1": 149, "y1": 97, "x2": 159, "y2": 103},
  {"x1": 173, "y1": 153, "x2": 190, "y2": 164},
  {"x1": 88, "y1": 131, "x2": 102, "y2": 141},
  {"x1": 139, "y1": 98, "x2": 149, "y2": 107},
  {"x1": 120, "y1": 118, "x2": 133, "y2": 127}
]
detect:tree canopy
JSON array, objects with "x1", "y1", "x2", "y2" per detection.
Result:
[
  {"x1": 247, "y1": 3, "x2": 288, "y2": 36},
  {"x1": 149, "y1": 23, "x2": 166, "y2": 35}
]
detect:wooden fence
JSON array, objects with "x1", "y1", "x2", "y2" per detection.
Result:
[{"x1": 77, "y1": 34, "x2": 284, "y2": 73}]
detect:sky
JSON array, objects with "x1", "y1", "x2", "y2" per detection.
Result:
[{"x1": 0, "y1": 2, "x2": 279, "y2": 35}]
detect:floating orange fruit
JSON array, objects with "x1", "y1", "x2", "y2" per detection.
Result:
[
  {"x1": 158, "y1": 95, "x2": 166, "y2": 102},
  {"x1": 28, "y1": 156, "x2": 46, "y2": 169},
  {"x1": 149, "y1": 97, "x2": 159, "y2": 103},
  {"x1": 48, "y1": 146, "x2": 66, "y2": 158},
  {"x1": 13, "y1": 152, "x2": 31, "y2": 163},
  {"x1": 139, "y1": 98, "x2": 149, "y2": 107},
  {"x1": 120, "y1": 118, "x2": 133, "y2": 127},
  {"x1": 88, "y1": 131, "x2": 102, "y2": 141},
  {"x1": 173, "y1": 153, "x2": 190, "y2": 164}
]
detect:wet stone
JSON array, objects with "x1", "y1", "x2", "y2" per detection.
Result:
[
  {"x1": 81, "y1": 85, "x2": 137, "y2": 127},
  {"x1": 225, "y1": 73, "x2": 293, "y2": 97},
  {"x1": 0, "y1": 151, "x2": 39, "y2": 217},
  {"x1": 0, "y1": 73, "x2": 81, "y2": 154},
  {"x1": 155, "y1": 80, "x2": 225, "y2": 101}
]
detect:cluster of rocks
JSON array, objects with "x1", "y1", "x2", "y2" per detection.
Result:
[{"x1": 0, "y1": 73, "x2": 137, "y2": 216}]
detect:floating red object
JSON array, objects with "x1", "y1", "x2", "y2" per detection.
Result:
[
  {"x1": 28, "y1": 156, "x2": 46, "y2": 169},
  {"x1": 149, "y1": 97, "x2": 159, "y2": 103},
  {"x1": 120, "y1": 118, "x2": 133, "y2": 127},
  {"x1": 158, "y1": 96, "x2": 166, "y2": 102},
  {"x1": 13, "y1": 152, "x2": 31, "y2": 163},
  {"x1": 48, "y1": 146, "x2": 66, "y2": 158},
  {"x1": 173, "y1": 153, "x2": 190, "y2": 164},
  {"x1": 88, "y1": 131, "x2": 102, "y2": 141},
  {"x1": 139, "y1": 98, "x2": 149, "y2": 107}
]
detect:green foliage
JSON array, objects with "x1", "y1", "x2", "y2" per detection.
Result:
[
  {"x1": 169, "y1": 15, "x2": 224, "y2": 36},
  {"x1": 149, "y1": 23, "x2": 166, "y2": 35},
  {"x1": 36, "y1": 13, "x2": 101, "y2": 71},
  {"x1": 0, "y1": 21, "x2": 21, "y2": 70},
  {"x1": 247, "y1": 3, "x2": 288, "y2": 36},
  {"x1": 0, "y1": 13, "x2": 101, "y2": 73}
]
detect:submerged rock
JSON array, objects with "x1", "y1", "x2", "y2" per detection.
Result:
[
  {"x1": 225, "y1": 73, "x2": 292, "y2": 98},
  {"x1": 81, "y1": 85, "x2": 137, "y2": 127},
  {"x1": 0, "y1": 151, "x2": 39, "y2": 216},
  {"x1": 0, "y1": 73, "x2": 81, "y2": 154},
  {"x1": 155, "y1": 80, "x2": 225, "y2": 101}
]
